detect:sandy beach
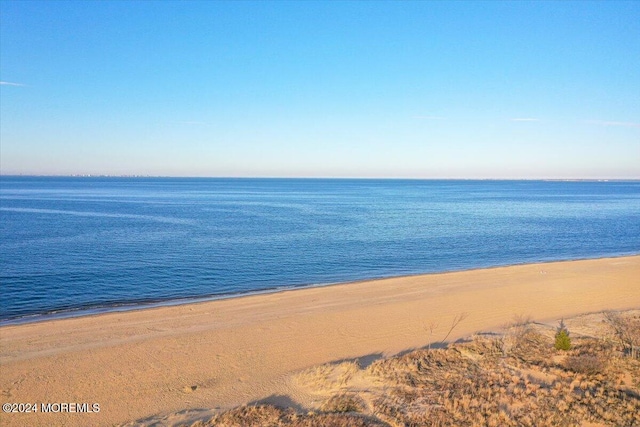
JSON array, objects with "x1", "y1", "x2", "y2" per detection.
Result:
[{"x1": 1, "y1": 255, "x2": 639, "y2": 426}]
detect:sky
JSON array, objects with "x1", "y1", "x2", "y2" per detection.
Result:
[{"x1": 0, "y1": 1, "x2": 638, "y2": 179}]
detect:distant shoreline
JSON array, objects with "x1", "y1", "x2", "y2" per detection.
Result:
[{"x1": 2, "y1": 174, "x2": 639, "y2": 181}]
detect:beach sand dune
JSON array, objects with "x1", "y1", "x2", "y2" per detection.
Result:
[{"x1": 1, "y1": 256, "x2": 639, "y2": 426}]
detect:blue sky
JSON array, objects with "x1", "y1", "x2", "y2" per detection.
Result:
[{"x1": 1, "y1": 1, "x2": 638, "y2": 178}]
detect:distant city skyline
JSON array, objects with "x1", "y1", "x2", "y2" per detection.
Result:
[{"x1": 1, "y1": 1, "x2": 638, "y2": 179}]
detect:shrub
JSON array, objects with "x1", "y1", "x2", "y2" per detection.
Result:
[
  {"x1": 555, "y1": 320, "x2": 571, "y2": 351},
  {"x1": 321, "y1": 393, "x2": 366, "y2": 413},
  {"x1": 565, "y1": 354, "x2": 606, "y2": 375},
  {"x1": 604, "y1": 311, "x2": 640, "y2": 358}
]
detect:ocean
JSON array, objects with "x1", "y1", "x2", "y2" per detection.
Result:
[{"x1": 1, "y1": 177, "x2": 639, "y2": 323}]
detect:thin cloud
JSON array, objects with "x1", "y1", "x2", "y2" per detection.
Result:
[
  {"x1": 0, "y1": 81, "x2": 25, "y2": 87},
  {"x1": 586, "y1": 120, "x2": 640, "y2": 129},
  {"x1": 510, "y1": 118, "x2": 540, "y2": 122}
]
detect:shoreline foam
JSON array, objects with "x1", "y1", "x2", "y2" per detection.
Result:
[{"x1": 1, "y1": 255, "x2": 639, "y2": 426}]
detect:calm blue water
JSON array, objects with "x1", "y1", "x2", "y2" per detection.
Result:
[{"x1": 1, "y1": 177, "x2": 639, "y2": 323}]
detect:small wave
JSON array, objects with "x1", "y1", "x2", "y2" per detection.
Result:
[{"x1": 0, "y1": 207, "x2": 194, "y2": 225}]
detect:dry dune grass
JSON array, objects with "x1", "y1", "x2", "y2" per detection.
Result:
[
  {"x1": 295, "y1": 360, "x2": 362, "y2": 394},
  {"x1": 191, "y1": 404, "x2": 388, "y2": 427},
  {"x1": 193, "y1": 311, "x2": 640, "y2": 427}
]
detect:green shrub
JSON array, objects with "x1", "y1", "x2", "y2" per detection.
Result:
[{"x1": 554, "y1": 321, "x2": 571, "y2": 351}]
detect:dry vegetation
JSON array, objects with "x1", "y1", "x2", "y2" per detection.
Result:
[
  {"x1": 190, "y1": 311, "x2": 640, "y2": 427},
  {"x1": 190, "y1": 405, "x2": 387, "y2": 427}
]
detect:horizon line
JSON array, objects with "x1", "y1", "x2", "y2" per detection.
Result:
[{"x1": 1, "y1": 174, "x2": 638, "y2": 182}]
